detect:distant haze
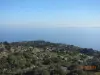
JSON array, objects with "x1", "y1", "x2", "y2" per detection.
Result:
[{"x1": 0, "y1": 27, "x2": 100, "y2": 50}]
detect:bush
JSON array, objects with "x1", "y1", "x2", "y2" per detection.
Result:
[
  {"x1": 51, "y1": 57, "x2": 60, "y2": 63},
  {"x1": 42, "y1": 69, "x2": 50, "y2": 75},
  {"x1": 7, "y1": 54, "x2": 26, "y2": 68},
  {"x1": 43, "y1": 58, "x2": 51, "y2": 65},
  {"x1": 3, "y1": 41, "x2": 11, "y2": 50}
]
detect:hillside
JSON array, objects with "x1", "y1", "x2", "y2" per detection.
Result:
[{"x1": 0, "y1": 40, "x2": 100, "y2": 75}]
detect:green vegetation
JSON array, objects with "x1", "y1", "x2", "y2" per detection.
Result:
[{"x1": 0, "y1": 40, "x2": 100, "y2": 75}]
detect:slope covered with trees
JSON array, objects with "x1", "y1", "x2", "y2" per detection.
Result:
[{"x1": 0, "y1": 40, "x2": 100, "y2": 75}]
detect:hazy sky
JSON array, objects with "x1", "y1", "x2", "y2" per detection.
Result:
[{"x1": 0, "y1": 0, "x2": 100, "y2": 27}]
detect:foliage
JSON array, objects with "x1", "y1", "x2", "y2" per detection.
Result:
[
  {"x1": 3, "y1": 41, "x2": 11, "y2": 50},
  {"x1": 0, "y1": 40, "x2": 99, "y2": 75},
  {"x1": 7, "y1": 53, "x2": 26, "y2": 68}
]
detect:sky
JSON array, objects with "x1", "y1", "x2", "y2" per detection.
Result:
[
  {"x1": 0, "y1": 0, "x2": 100, "y2": 27},
  {"x1": 0, "y1": 0, "x2": 100, "y2": 50}
]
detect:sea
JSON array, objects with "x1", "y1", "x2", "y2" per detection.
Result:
[{"x1": 0, "y1": 27, "x2": 100, "y2": 50}]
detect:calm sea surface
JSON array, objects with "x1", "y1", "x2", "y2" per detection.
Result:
[{"x1": 0, "y1": 27, "x2": 100, "y2": 50}]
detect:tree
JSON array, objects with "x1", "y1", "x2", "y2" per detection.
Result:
[
  {"x1": 67, "y1": 70, "x2": 86, "y2": 75},
  {"x1": 3, "y1": 41, "x2": 11, "y2": 50},
  {"x1": 43, "y1": 58, "x2": 51, "y2": 65},
  {"x1": 42, "y1": 69, "x2": 50, "y2": 75},
  {"x1": 7, "y1": 54, "x2": 26, "y2": 68}
]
